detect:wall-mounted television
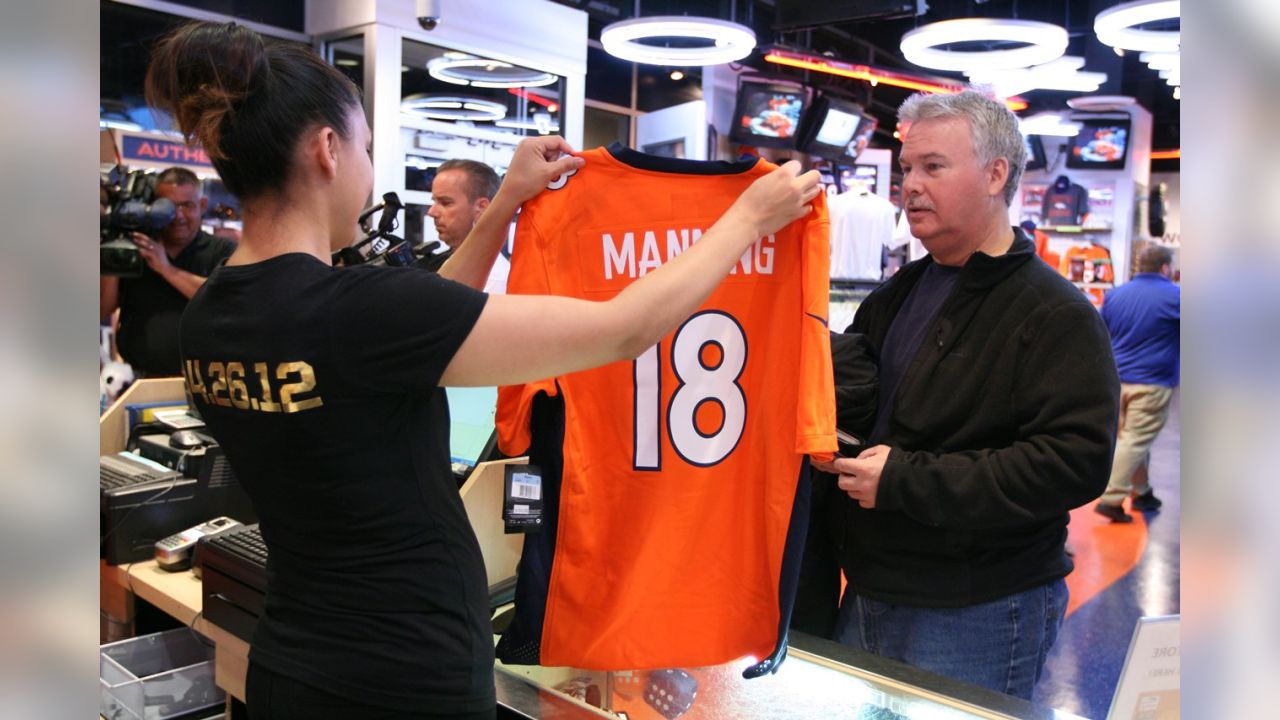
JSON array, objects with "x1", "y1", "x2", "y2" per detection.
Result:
[
  {"x1": 729, "y1": 77, "x2": 812, "y2": 150},
  {"x1": 1066, "y1": 117, "x2": 1131, "y2": 170},
  {"x1": 849, "y1": 113, "x2": 878, "y2": 159},
  {"x1": 840, "y1": 164, "x2": 879, "y2": 194},
  {"x1": 1024, "y1": 134, "x2": 1047, "y2": 171},
  {"x1": 799, "y1": 95, "x2": 865, "y2": 161}
]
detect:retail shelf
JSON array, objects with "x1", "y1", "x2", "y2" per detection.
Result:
[{"x1": 1072, "y1": 282, "x2": 1114, "y2": 290}]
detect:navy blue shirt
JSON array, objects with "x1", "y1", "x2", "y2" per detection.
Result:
[
  {"x1": 868, "y1": 262, "x2": 961, "y2": 444},
  {"x1": 1101, "y1": 272, "x2": 1180, "y2": 386}
]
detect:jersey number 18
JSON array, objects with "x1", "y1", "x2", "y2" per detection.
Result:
[{"x1": 633, "y1": 310, "x2": 747, "y2": 469}]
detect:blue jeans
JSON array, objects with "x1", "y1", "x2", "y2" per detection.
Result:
[{"x1": 834, "y1": 578, "x2": 1068, "y2": 700}]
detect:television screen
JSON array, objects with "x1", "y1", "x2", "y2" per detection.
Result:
[
  {"x1": 840, "y1": 164, "x2": 878, "y2": 194},
  {"x1": 1024, "y1": 134, "x2": 1047, "y2": 171},
  {"x1": 816, "y1": 106, "x2": 861, "y2": 147},
  {"x1": 799, "y1": 95, "x2": 865, "y2": 161},
  {"x1": 1066, "y1": 118, "x2": 1131, "y2": 170},
  {"x1": 848, "y1": 113, "x2": 879, "y2": 159},
  {"x1": 729, "y1": 78, "x2": 812, "y2": 149}
]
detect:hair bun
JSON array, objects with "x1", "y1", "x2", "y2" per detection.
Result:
[{"x1": 145, "y1": 21, "x2": 270, "y2": 160}]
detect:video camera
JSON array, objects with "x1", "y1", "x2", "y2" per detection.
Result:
[
  {"x1": 101, "y1": 166, "x2": 176, "y2": 277},
  {"x1": 333, "y1": 192, "x2": 427, "y2": 268}
]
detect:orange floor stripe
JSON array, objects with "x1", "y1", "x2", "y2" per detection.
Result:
[{"x1": 1064, "y1": 501, "x2": 1148, "y2": 617}]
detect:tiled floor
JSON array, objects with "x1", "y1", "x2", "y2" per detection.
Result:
[{"x1": 1034, "y1": 393, "x2": 1181, "y2": 719}]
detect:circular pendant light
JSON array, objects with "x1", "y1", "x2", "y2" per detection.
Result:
[
  {"x1": 401, "y1": 95, "x2": 507, "y2": 121},
  {"x1": 900, "y1": 18, "x2": 1068, "y2": 72},
  {"x1": 426, "y1": 56, "x2": 558, "y2": 89},
  {"x1": 1095, "y1": 0, "x2": 1180, "y2": 53},
  {"x1": 601, "y1": 16, "x2": 756, "y2": 66},
  {"x1": 966, "y1": 56, "x2": 1107, "y2": 98}
]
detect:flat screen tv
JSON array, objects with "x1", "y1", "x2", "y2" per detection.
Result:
[
  {"x1": 840, "y1": 164, "x2": 879, "y2": 194},
  {"x1": 1066, "y1": 118, "x2": 1131, "y2": 170},
  {"x1": 849, "y1": 113, "x2": 879, "y2": 159},
  {"x1": 1024, "y1": 134, "x2": 1047, "y2": 171},
  {"x1": 729, "y1": 77, "x2": 812, "y2": 150},
  {"x1": 799, "y1": 95, "x2": 865, "y2": 161}
]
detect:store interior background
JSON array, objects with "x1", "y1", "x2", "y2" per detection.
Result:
[{"x1": 99, "y1": 1, "x2": 1181, "y2": 719}]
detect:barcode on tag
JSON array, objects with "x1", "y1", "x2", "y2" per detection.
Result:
[{"x1": 511, "y1": 473, "x2": 541, "y2": 500}]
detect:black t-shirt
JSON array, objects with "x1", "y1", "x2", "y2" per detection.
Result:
[
  {"x1": 117, "y1": 231, "x2": 236, "y2": 376},
  {"x1": 868, "y1": 261, "x2": 961, "y2": 444},
  {"x1": 179, "y1": 253, "x2": 491, "y2": 713}
]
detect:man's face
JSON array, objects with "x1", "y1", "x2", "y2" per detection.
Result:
[
  {"x1": 154, "y1": 182, "x2": 207, "y2": 246},
  {"x1": 899, "y1": 116, "x2": 1002, "y2": 261},
  {"x1": 427, "y1": 169, "x2": 486, "y2": 249}
]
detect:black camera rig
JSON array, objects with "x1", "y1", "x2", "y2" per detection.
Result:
[
  {"x1": 100, "y1": 166, "x2": 176, "y2": 277},
  {"x1": 333, "y1": 192, "x2": 443, "y2": 269}
]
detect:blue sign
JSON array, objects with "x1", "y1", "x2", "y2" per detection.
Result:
[{"x1": 121, "y1": 135, "x2": 213, "y2": 168}]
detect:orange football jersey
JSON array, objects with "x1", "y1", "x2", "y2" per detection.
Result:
[{"x1": 495, "y1": 145, "x2": 836, "y2": 671}]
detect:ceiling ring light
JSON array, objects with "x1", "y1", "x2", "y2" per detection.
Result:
[
  {"x1": 426, "y1": 56, "x2": 558, "y2": 89},
  {"x1": 601, "y1": 16, "x2": 755, "y2": 66},
  {"x1": 966, "y1": 56, "x2": 1107, "y2": 98},
  {"x1": 900, "y1": 19, "x2": 1068, "y2": 72},
  {"x1": 401, "y1": 94, "x2": 507, "y2": 122},
  {"x1": 1095, "y1": 0, "x2": 1180, "y2": 53}
]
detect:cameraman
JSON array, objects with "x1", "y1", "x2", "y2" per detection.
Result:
[{"x1": 99, "y1": 167, "x2": 236, "y2": 376}]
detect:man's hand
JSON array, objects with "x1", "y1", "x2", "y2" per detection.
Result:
[
  {"x1": 830, "y1": 444, "x2": 892, "y2": 509},
  {"x1": 129, "y1": 232, "x2": 207, "y2": 299},
  {"x1": 498, "y1": 136, "x2": 586, "y2": 205},
  {"x1": 131, "y1": 232, "x2": 172, "y2": 276}
]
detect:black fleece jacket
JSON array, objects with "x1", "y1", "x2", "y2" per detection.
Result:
[{"x1": 838, "y1": 231, "x2": 1120, "y2": 607}]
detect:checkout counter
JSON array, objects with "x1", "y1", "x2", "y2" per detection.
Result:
[{"x1": 101, "y1": 380, "x2": 1085, "y2": 720}]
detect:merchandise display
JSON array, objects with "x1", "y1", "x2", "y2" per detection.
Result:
[
  {"x1": 1041, "y1": 174, "x2": 1091, "y2": 226},
  {"x1": 495, "y1": 144, "x2": 835, "y2": 672},
  {"x1": 828, "y1": 182, "x2": 897, "y2": 281},
  {"x1": 1059, "y1": 241, "x2": 1114, "y2": 306}
]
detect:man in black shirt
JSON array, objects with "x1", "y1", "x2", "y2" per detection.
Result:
[
  {"x1": 820, "y1": 91, "x2": 1119, "y2": 700},
  {"x1": 100, "y1": 167, "x2": 236, "y2": 376}
]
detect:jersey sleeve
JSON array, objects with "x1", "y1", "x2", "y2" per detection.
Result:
[
  {"x1": 495, "y1": 199, "x2": 560, "y2": 457},
  {"x1": 327, "y1": 266, "x2": 487, "y2": 393},
  {"x1": 797, "y1": 193, "x2": 837, "y2": 460}
]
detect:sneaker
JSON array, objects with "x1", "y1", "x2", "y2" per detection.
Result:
[
  {"x1": 1132, "y1": 489, "x2": 1163, "y2": 512},
  {"x1": 1094, "y1": 502, "x2": 1133, "y2": 523}
]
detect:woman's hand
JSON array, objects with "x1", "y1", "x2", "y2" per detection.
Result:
[
  {"x1": 497, "y1": 136, "x2": 586, "y2": 205},
  {"x1": 728, "y1": 160, "x2": 822, "y2": 238}
]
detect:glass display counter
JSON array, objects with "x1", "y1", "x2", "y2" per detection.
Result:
[{"x1": 493, "y1": 632, "x2": 1087, "y2": 720}]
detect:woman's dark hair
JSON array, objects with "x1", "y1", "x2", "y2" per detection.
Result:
[{"x1": 145, "y1": 21, "x2": 361, "y2": 200}]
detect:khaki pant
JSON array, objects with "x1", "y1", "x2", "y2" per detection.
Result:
[{"x1": 1100, "y1": 383, "x2": 1174, "y2": 505}]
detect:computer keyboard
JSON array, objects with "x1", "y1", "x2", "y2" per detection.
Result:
[
  {"x1": 203, "y1": 524, "x2": 268, "y2": 569},
  {"x1": 99, "y1": 453, "x2": 182, "y2": 491}
]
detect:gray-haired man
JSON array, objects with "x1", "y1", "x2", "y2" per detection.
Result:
[{"x1": 815, "y1": 90, "x2": 1120, "y2": 699}]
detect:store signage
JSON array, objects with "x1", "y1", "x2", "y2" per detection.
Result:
[
  {"x1": 121, "y1": 136, "x2": 213, "y2": 168},
  {"x1": 1108, "y1": 615, "x2": 1179, "y2": 720}
]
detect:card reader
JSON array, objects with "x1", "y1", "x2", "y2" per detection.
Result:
[{"x1": 155, "y1": 516, "x2": 242, "y2": 571}]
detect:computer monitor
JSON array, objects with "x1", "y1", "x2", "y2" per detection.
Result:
[
  {"x1": 799, "y1": 95, "x2": 866, "y2": 162},
  {"x1": 728, "y1": 77, "x2": 812, "y2": 150},
  {"x1": 446, "y1": 386, "x2": 499, "y2": 483},
  {"x1": 1024, "y1": 134, "x2": 1047, "y2": 171},
  {"x1": 1066, "y1": 117, "x2": 1131, "y2": 170}
]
